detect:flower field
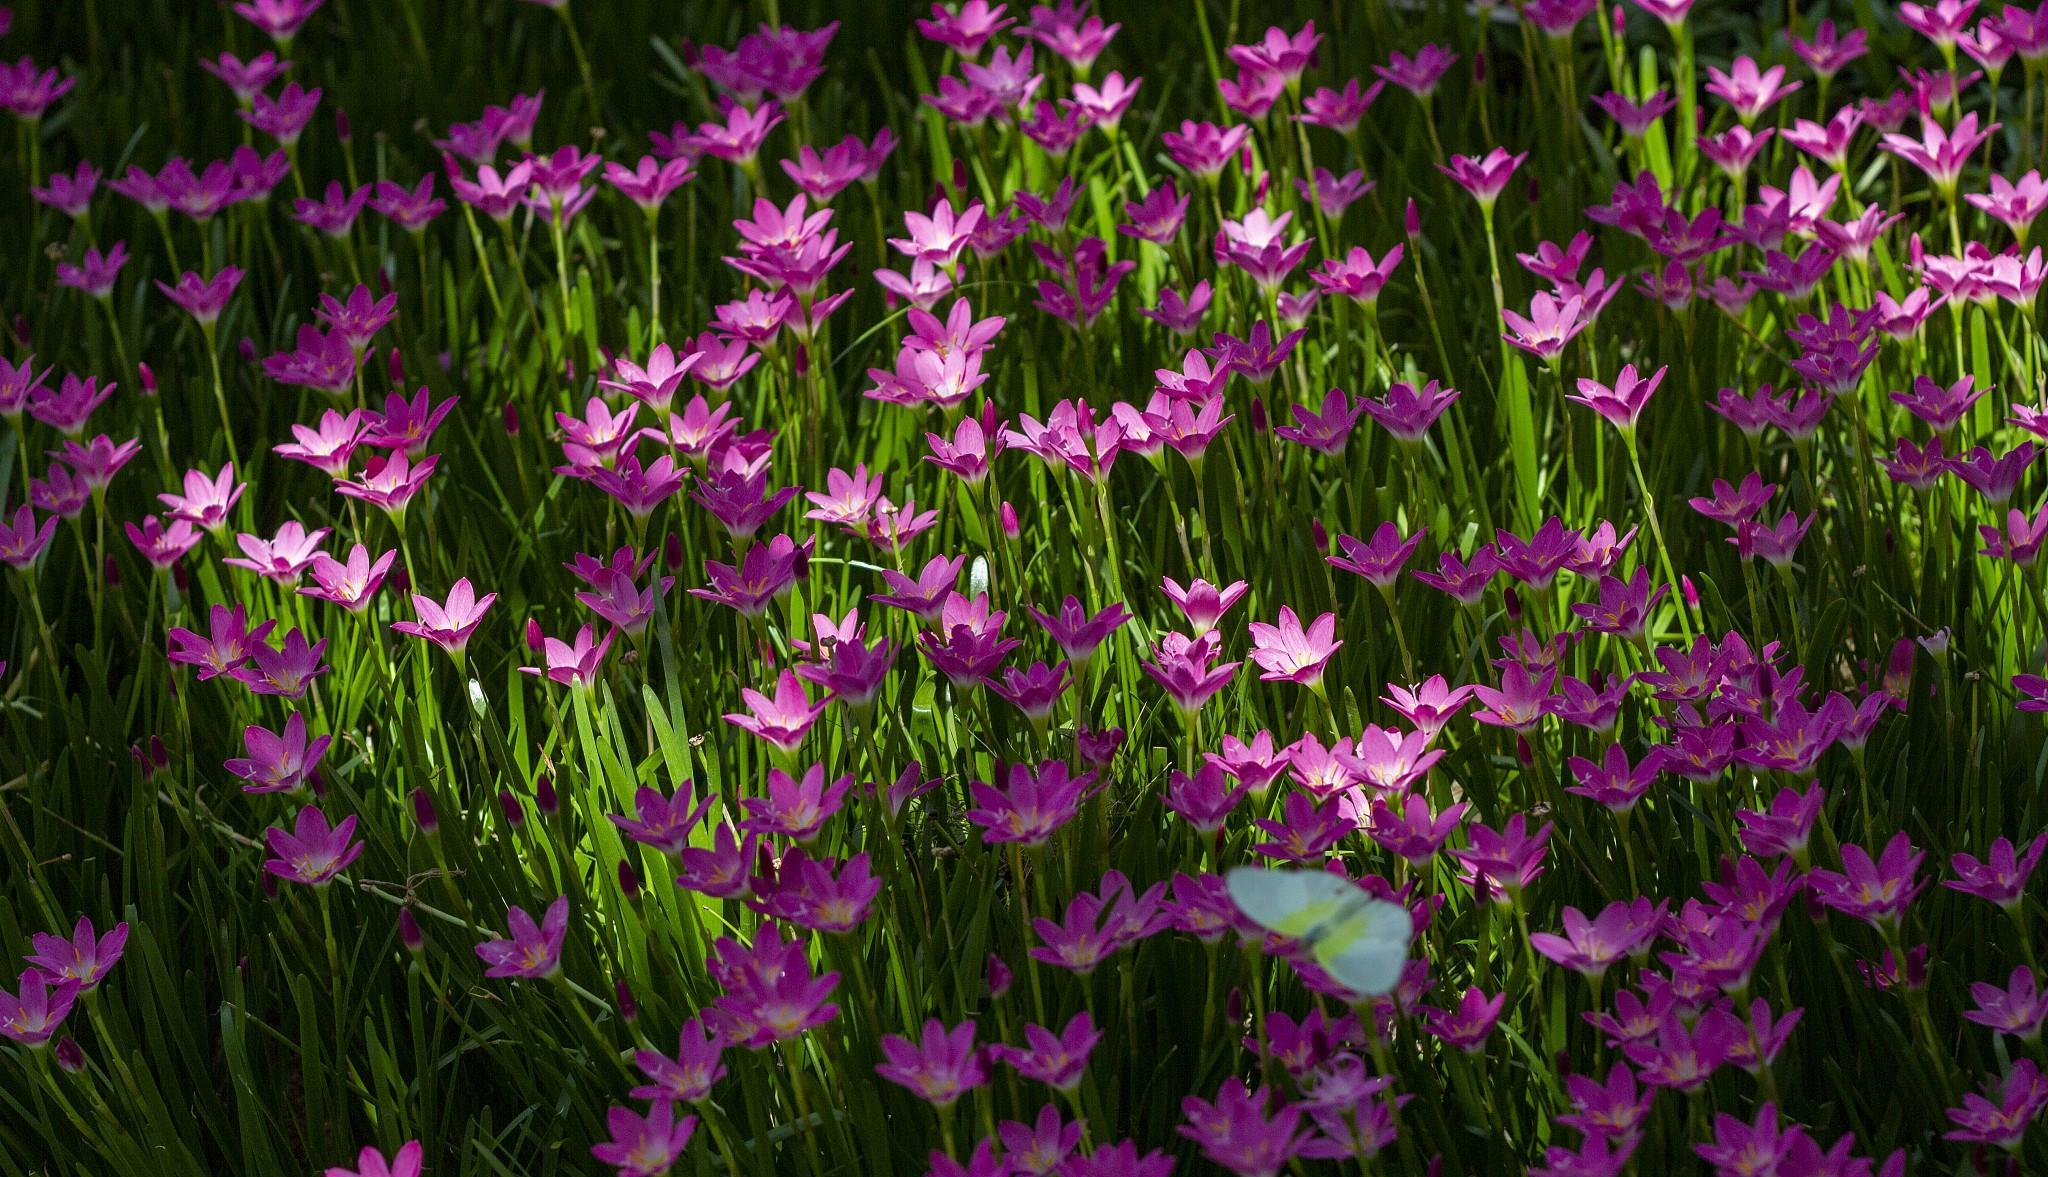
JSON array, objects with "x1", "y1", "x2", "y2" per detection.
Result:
[{"x1": 7, "y1": 0, "x2": 2048, "y2": 1173}]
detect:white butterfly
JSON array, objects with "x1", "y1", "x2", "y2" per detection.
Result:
[{"x1": 1226, "y1": 866, "x2": 1412, "y2": 997}]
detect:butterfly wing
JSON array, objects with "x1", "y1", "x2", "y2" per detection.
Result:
[
  {"x1": 1311, "y1": 898, "x2": 1413, "y2": 997},
  {"x1": 1224, "y1": 866, "x2": 1359, "y2": 939}
]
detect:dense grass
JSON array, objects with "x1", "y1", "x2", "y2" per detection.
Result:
[{"x1": 5, "y1": 0, "x2": 2048, "y2": 1174}]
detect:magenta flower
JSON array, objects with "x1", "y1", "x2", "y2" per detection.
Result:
[
  {"x1": 740, "y1": 765, "x2": 852, "y2": 843},
  {"x1": 24, "y1": 917, "x2": 128, "y2": 991},
  {"x1": 1883, "y1": 112, "x2": 1998, "y2": 192},
  {"x1": 1947, "y1": 834, "x2": 2048, "y2": 909},
  {"x1": 1453, "y1": 814, "x2": 1553, "y2": 899},
  {"x1": 724, "y1": 670, "x2": 828, "y2": 752},
  {"x1": 234, "y1": 629, "x2": 330, "y2": 699},
  {"x1": 519, "y1": 623, "x2": 615, "y2": 688},
  {"x1": 1368, "y1": 794, "x2": 1467, "y2": 866},
  {"x1": 0, "y1": 968, "x2": 77, "y2": 1047},
  {"x1": 1530, "y1": 898, "x2": 1664, "y2": 978},
  {"x1": 323, "y1": 1141, "x2": 422, "y2": 1177},
  {"x1": 968, "y1": 760, "x2": 1099, "y2": 845},
  {"x1": 300, "y1": 544, "x2": 397, "y2": 612},
  {"x1": 590, "y1": 1101, "x2": 695, "y2": 1177},
  {"x1": 123, "y1": 514, "x2": 195, "y2": 567},
  {"x1": 1967, "y1": 968, "x2": 2048, "y2": 1042},
  {"x1": 390, "y1": 577, "x2": 497, "y2": 657},
  {"x1": 156, "y1": 266, "x2": 244, "y2": 326},
  {"x1": 476, "y1": 896, "x2": 569, "y2": 980},
  {"x1": 262, "y1": 805, "x2": 363, "y2": 887},
  {"x1": 1568, "y1": 363, "x2": 1666, "y2": 435},
  {"x1": 632, "y1": 1016, "x2": 727, "y2": 1103},
  {"x1": 1810, "y1": 833, "x2": 1926, "y2": 926},
  {"x1": 0, "y1": 503, "x2": 57, "y2": 569},
  {"x1": 1438, "y1": 148, "x2": 1527, "y2": 207},
  {"x1": 1945, "y1": 1059, "x2": 2048, "y2": 1149},
  {"x1": 1142, "y1": 630, "x2": 1241, "y2": 714},
  {"x1": 988, "y1": 1011, "x2": 1101, "y2": 1094},
  {"x1": 876, "y1": 1018, "x2": 990, "y2": 1107},
  {"x1": 1246, "y1": 607, "x2": 1341, "y2": 688},
  {"x1": 1178, "y1": 1079, "x2": 1311, "y2": 1177},
  {"x1": 1374, "y1": 44, "x2": 1457, "y2": 97},
  {"x1": 335, "y1": 452, "x2": 439, "y2": 517},
  {"x1": 226, "y1": 711, "x2": 330, "y2": 794},
  {"x1": 1563, "y1": 743, "x2": 1662, "y2": 812},
  {"x1": 1502, "y1": 293, "x2": 1589, "y2": 360},
  {"x1": 706, "y1": 924, "x2": 839, "y2": 1047},
  {"x1": 1705, "y1": 56, "x2": 1803, "y2": 123},
  {"x1": 224, "y1": 520, "x2": 330, "y2": 584},
  {"x1": 1422, "y1": 986, "x2": 1506, "y2": 1053}
]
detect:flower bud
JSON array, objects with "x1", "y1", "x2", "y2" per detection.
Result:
[
  {"x1": 138, "y1": 361, "x2": 158, "y2": 397},
  {"x1": 616, "y1": 978, "x2": 639, "y2": 1021},
  {"x1": 103, "y1": 554, "x2": 120, "y2": 588},
  {"x1": 1404, "y1": 198, "x2": 1421, "y2": 240},
  {"x1": 54, "y1": 1036, "x2": 84, "y2": 1073},
  {"x1": 399, "y1": 907, "x2": 424, "y2": 951},
  {"x1": 503, "y1": 400, "x2": 520, "y2": 436},
  {"x1": 987, "y1": 953, "x2": 1012, "y2": 999},
  {"x1": 237, "y1": 337, "x2": 257, "y2": 364},
  {"x1": 499, "y1": 789, "x2": 526, "y2": 828},
  {"x1": 411, "y1": 787, "x2": 439, "y2": 835},
  {"x1": 387, "y1": 347, "x2": 404, "y2": 385},
  {"x1": 999, "y1": 501, "x2": 1020, "y2": 540},
  {"x1": 618, "y1": 859, "x2": 642, "y2": 902},
  {"x1": 664, "y1": 531, "x2": 684, "y2": 572},
  {"x1": 535, "y1": 775, "x2": 559, "y2": 817},
  {"x1": 525, "y1": 618, "x2": 546, "y2": 651},
  {"x1": 335, "y1": 109, "x2": 353, "y2": 143}
]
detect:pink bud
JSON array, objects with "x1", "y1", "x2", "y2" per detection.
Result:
[
  {"x1": 1524, "y1": 175, "x2": 1540, "y2": 204},
  {"x1": 1253, "y1": 170, "x2": 1270, "y2": 204},
  {"x1": 1226, "y1": 987, "x2": 1245, "y2": 1023},
  {"x1": 535, "y1": 775, "x2": 559, "y2": 817},
  {"x1": 1249, "y1": 397, "x2": 1268, "y2": 433},
  {"x1": 999, "y1": 501, "x2": 1020, "y2": 539},
  {"x1": 1680, "y1": 575, "x2": 1699, "y2": 609},
  {"x1": 411, "y1": 787, "x2": 439, "y2": 835},
  {"x1": 172, "y1": 561, "x2": 190, "y2": 593},
  {"x1": 237, "y1": 337, "x2": 257, "y2": 363},
  {"x1": 1310, "y1": 518, "x2": 1328, "y2": 550},
  {"x1": 502, "y1": 400, "x2": 519, "y2": 436},
  {"x1": 1515, "y1": 734, "x2": 1534, "y2": 766},
  {"x1": 987, "y1": 952, "x2": 1013, "y2": 998},
  {"x1": 138, "y1": 361, "x2": 158, "y2": 397},
  {"x1": 1404, "y1": 198, "x2": 1421, "y2": 239},
  {"x1": 664, "y1": 531, "x2": 684, "y2": 572},
  {"x1": 525, "y1": 618, "x2": 545, "y2": 651},
  {"x1": 499, "y1": 789, "x2": 526, "y2": 827},
  {"x1": 616, "y1": 978, "x2": 639, "y2": 1021},
  {"x1": 335, "y1": 108, "x2": 352, "y2": 143},
  {"x1": 387, "y1": 347, "x2": 404, "y2": 384},
  {"x1": 261, "y1": 872, "x2": 279, "y2": 901},
  {"x1": 399, "y1": 908, "x2": 424, "y2": 951},
  {"x1": 375, "y1": 266, "x2": 393, "y2": 295},
  {"x1": 951, "y1": 158, "x2": 969, "y2": 194},
  {"x1": 149, "y1": 735, "x2": 169, "y2": 769},
  {"x1": 618, "y1": 859, "x2": 642, "y2": 901},
  {"x1": 103, "y1": 554, "x2": 120, "y2": 587},
  {"x1": 1504, "y1": 586, "x2": 1523, "y2": 622},
  {"x1": 794, "y1": 343, "x2": 810, "y2": 378},
  {"x1": 54, "y1": 1036, "x2": 84, "y2": 1074}
]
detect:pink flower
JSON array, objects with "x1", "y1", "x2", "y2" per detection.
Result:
[
  {"x1": 1160, "y1": 576, "x2": 1248, "y2": 635},
  {"x1": 1438, "y1": 147, "x2": 1526, "y2": 207},
  {"x1": 1501, "y1": 292, "x2": 1589, "y2": 360},
  {"x1": 706, "y1": 924, "x2": 839, "y2": 1047},
  {"x1": 0, "y1": 968, "x2": 78, "y2": 1047},
  {"x1": 391, "y1": 577, "x2": 497, "y2": 656},
  {"x1": 226, "y1": 711, "x2": 330, "y2": 794},
  {"x1": 262, "y1": 805, "x2": 363, "y2": 887},
  {"x1": 475, "y1": 896, "x2": 569, "y2": 979},
  {"x1": 877, "y1": 1018, "x2": 990, "y2": 1107},
  {"x1": 519, "y1": 623, "x2": 615, "y2": 688},
  {"x1": 724, "y1": 670, "x2": 827, "y2": 752},
  {"x1": 1882, "y1": 112, "x2": 1999, "y2": 191},
  {"x1": 1568, "y1": 363, "x2": 1666, "y2": 434},
  {"x1": 741, "y1": 764, "x2": 852, "y2": 842},
  {"x1": 1178, "y1": 1079, "x2": 1311, "y2": 1177},
  {"x1": 1704, "y1": 56, "x2": 1803, "y2": 123},
  {"x1": 1246, "y1": 607, "x2": 1342, "y2": 687},
  {"x1": 1421, "y1": 986, "x2": 1506, "y2": 1053},
  {"x1": 324, "y1": 1141, "x2": 423, "y2": 1177},
  {"x1": 1946, "y1": 833, "x2": 2048, "y2": 909},
  {"x1": 631, "y1": 1016, "x2": 727, "y2": 1103},
  {"x1": 1530, "y1": 898, "x2": 1663, "y2": 977},
  {"x1": 1809, "y1": 833, "x2": 1926, "y2": 926},
  {"x1": 1945, "y1": 1059, "x2": 2048, "y2": 1148},
  {"x1": 967, "y1": 760, "x2": 1099, "y2": 845},
  {"x1": 591, "y1": 1101, "x2": 696, "y2": 1177},
  {"x1": 24, "y1": 917, "x2": 128, "y2": 991},
  {"x1": 156, "y1": 266, "x2": 244, "y2": 325}
]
